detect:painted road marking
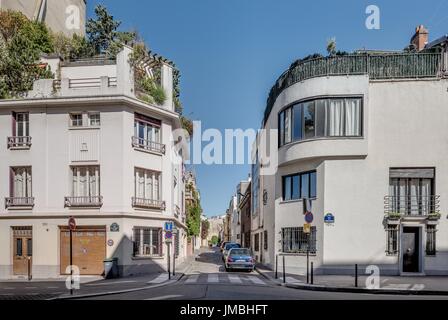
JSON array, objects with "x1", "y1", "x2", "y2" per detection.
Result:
[
  {"x1": 185, "y1": 275, "x2": 199, "y2": 284},
  {"x1": 228, "y1": 275, "x2": 242, "y2": 283},
  {"x1": 208, "y1": 274, "x2": 219, "y2": 283},
  {"x1": 247, "y1": 276, "x2": 266, "y2": 285},
  {"x1": 147, "y1": 274, "x2": 169, "y2": 284},
  {"x1": 145, "y1": 294, "x2": 183, "y2": 300},
  {"x1": 25, "y1": 287, "x2": 37, "y2": 289}
]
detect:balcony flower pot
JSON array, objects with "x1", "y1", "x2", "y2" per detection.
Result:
[
  {"x1": 387, "y1": 213, "x2": 402, "y2": 220},
  {"x1": 427, "y1": 213, "x2": 442, "y2": 221}
]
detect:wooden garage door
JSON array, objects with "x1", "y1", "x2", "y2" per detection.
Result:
[{"x1": 60, "y1": 226, "x2": 106, "y2": 275}]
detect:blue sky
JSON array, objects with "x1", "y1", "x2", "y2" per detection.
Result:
[{"x1": 87, "y1": 0, "x2": 448, "y2": 216}]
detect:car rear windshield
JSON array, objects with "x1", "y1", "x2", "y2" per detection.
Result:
[
  {"x1": 229, "y1": 249, "x2": 251, "y2": 256},
  {"x1": 225, "y1": 243, "x2": 241, "y2": 250}
]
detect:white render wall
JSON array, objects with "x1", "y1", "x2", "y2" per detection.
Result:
[{"x1": 260, "y1": 73, "x2": 448, "y2": 275}]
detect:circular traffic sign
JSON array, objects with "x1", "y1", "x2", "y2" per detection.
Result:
[
  {"x1": 165, "y1": 231, "x2": 173, "y2": 239},
  {"x1": 305, "y1": 212, "x2": 314, "y2": 224},
  {"x1": 68, "y1": 217, "x2": 76, "y2": 231}
]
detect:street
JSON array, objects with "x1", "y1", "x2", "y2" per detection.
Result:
[{"x1": 78, "y1": 248, "x2": 448, "y2": 300}]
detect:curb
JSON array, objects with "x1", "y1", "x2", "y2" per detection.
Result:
[
  {"x1": 255, "y1": 268, "x2": 448, "y2": 296},
  {"x1": 49, "y1": 274, "x2": 184, "y2": 300}
]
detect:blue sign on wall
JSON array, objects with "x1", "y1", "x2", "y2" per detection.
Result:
[
  {"x1": 324, "y1": 213, "x2": 335, "y2": 224},
  {"x1": 305, "y1": 212, "x2": 314, "y2": 224},
  {"x1": 165, "y1": 221, "x2": 173, "y2": 231}
]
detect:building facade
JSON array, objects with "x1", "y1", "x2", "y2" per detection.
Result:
[
  {"x1": 255, "y1": 26, "x2": 448, "y2": 276},
  {"x1": 0, "y1": 0, "x2": 87, "y2": 36},
  {"x1": 0, "y1": 46, "x2": 189, "y2": 279}
]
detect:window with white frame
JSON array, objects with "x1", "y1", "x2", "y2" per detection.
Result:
[
  {"x1": 69, "y1": 112, "x2": 101, "y2": 127},
  {"x1": 72, "y1": 166, "x2": 100, "y2": 197},
  {"x1": 133, "y1": 227, "x2": 162, "y2": 257},
  {"x1": 134, "y1": 114, "x2": 161, "y2": 145},
  {"x1": 13, "y1": 112, "x2": 29, "y2": 137},
  {"x1": 11, "y1": 167, "x2": 32, "y2": 198},
  {"x1": 134, "y1": 168, "x2": 161, "y2": 200}
]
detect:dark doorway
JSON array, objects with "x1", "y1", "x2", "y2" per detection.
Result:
[{"x1": 402, "y1": 227, "x2": 420, "y2": 273}]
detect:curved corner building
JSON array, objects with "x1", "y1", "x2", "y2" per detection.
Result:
[{"x1": 253, "y1": 27, "x2": 448, "y2": 276}]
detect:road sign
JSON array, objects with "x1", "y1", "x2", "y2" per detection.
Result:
[
  {"x1": 305, "y1": 212, "x2": 314, "y2": 224},
  {"x1": 165, "y1": 231, "x2": 173, "y2": 240},
  {"x1": 68, "y1": 217, "x2": 76, "y2": 231},
  {"x1": 303, "y1": 223, "x2": 311, "y2": 234},
  {"x1": 165, "y1": 221, "x2": 173, "y2": 232},
  {"x1": 324, "y1": 213, "x2": 335, "y2": 224}
]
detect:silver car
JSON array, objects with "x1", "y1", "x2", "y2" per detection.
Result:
[{"x1": 225, "y1": 248, "x2": 255, "y2": 272}]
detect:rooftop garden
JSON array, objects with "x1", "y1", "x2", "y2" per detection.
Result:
[
  {"x1": 263, "y1": 38, "x2": 444, "y2": 125},
  {"x1": 0, "y1": 5, "x2": 193, "y2": 135}
]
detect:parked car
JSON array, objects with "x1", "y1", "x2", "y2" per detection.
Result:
[
  {"x1": 222, "y1": 242, "x2": 241, "y2": 261},
  {"x1": 225, "y1": 248, "x2": 255, "y2": 272},
  {"x1": 220, "y1": 241, "x2": 231, "y2": 252}
]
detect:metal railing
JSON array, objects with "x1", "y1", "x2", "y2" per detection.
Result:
[
  {"x1": 132, "y1": 197, "x2": 166, "y2": 210},
  {"x1": 61, "y1": 56, "x2": 117, "y2": 67},
  {"x1": 132, "y1": 136, "x2": 166, "y2": 154},
  {"x1": 264, "y1": 52, "x2": 443, "y2": 124},
  {"x1": 7, "y1": 136, "x2": 32, "y2": 149},
  {"x1": 384, "y1": 195, "x2": 440, "y2": 216},
  {"x1": 5, "y1": 197, "x2": 35, "y2": 208},
  {"x1": 65, "y1": 196, "x2": 103, "y2": 208}
]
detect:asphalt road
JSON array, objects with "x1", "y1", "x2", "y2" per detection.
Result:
[{"x1": 80, "y1": 248, "x2": 448, "y2": 300}]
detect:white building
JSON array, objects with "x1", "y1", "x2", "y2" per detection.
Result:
[
  {"x1": 226, "y1": 195, "x2": 239, "y2": 244},
  {"x1": 255, "y1": 26, "x2": 448, "y2": 276},
  {"x1": 0, "y1": 46, "x2": 189, "y2": 279},
  {"x1": 0, "y1": 0, "x2": 87, "y2": 36}
]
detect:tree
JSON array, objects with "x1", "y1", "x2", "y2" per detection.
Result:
[
  {"x1": 86, "y1": 5, "x2": 136, "y2": 57},
  {"x1": 201, "y1": 220, "x2": 210, "y2": 240},
  {"x1": 326, "y1": 37, "x2": 336, "y2": 56},
  {"x1": 211, "y1": 235, "x2": 219, "y2": 246},
  {"x1": 0, "y1": 10, "x2": 54, "y2": 99}
]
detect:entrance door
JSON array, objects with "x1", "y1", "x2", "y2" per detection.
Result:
[
  {"x1": 60, "y1": 226, "x2": 106, "y2": 275},
  {"x1": 12, "y1": 227, "x2": 32, "y2": 276},
  {"x1": 402, "y1": 227, "x2": 420, "y2": 273}
]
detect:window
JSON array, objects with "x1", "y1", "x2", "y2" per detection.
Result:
[
  {"x1": 89, "y1": 113, "x2": 101, "y2": 126},
  {"x1": 27, "y1": 238, "x2": 32, "y2": 256},
  {"x1": 263, "y1": 231, "x2": 268, "y2": 250},
  {"x1": 282, "y1": 171, "x2": 317, "y2": 201},
  {"x1": 254, "y1": 233, "x2": 260, "y2": 252},
  {"x1": 389, "y1": 169, "x2": 434, "y2": 216},
  {"x1": 134, "y1": 114, "x2": 161, "y2": 144},
  {"x1": 426, "y1": 225, "x2": 437, "y2": 256},
  {"x1": 72, "y1": 166, "x2": 100, "y2": 197},
  {"x1": 386, "y1": 225, "x2": 399, "y2": 255},
  {"x1": 16, "y1": 238, "x2": 23, "y2": 256},
  {"x1": 175, "y1": 233, "x2": 180, "y2": 258},
  {"x1": 70, "y1": 113, "x2": 83, "y2": 127},
  {"x1": 134, "y1": 168, "x2": 161, "y2": 200},
  {"x1": 11, "y1": 167, "x2": 32, "y2": 198},
  {"x1": 133, "y1": 227, "x2": 162, "y2": 257},
  {"x1": 279, "y1": 97, "x2": 362, "y2": 146},
  {"x1": 282, "y1": 227, "x2": 317, "y2": 254},
  {"x1": 13, "y1": 112, "x2": 29, "y2": 137}
]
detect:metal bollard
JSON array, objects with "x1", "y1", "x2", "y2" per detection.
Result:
[
  {"x1": 355, "y1": 264, "x2": 358, "y2": 288},
  {"x1": 275, "y1": 255, "x2": 278, "y2": 279},
  {"x1": 311, "y1": 262, "x2": 314, "y2": 285},
  {"x1": 27, "y1": 257, "x2": 32, "y2": 281},
  {"x1": 282, "y1": 255, "x2": 286, "y2": 284}
]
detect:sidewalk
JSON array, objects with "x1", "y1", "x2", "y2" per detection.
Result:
[{"x1": 256, "y1": 264, "x2": 448, "y2": 295}]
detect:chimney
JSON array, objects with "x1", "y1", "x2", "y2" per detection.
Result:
[{"x1": 410, "y1": 25, "x2": 429, "y2": 51}]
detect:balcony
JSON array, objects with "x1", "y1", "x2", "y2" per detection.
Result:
[
  {"x1": 132, "y1": 197, "x2": 166, "y2": 210},
  {"x1": 7, "y1": 136, "x2": 32, "y2": 149},
  {"x1": 65, "y1": 196, "x2": 103, "y2": 208},
  {"x1": 384, "y1": 195, "x2": 440, "y2": 218},
  {"x1": 5, "y1": 197, "x2": 35, "y2": 209},
  {"x1": 264, "y1": 52, "x2": 444, "y2": 124},
  {"x1": 132, "y1": 136, "x2": 166, "y2": 155}
]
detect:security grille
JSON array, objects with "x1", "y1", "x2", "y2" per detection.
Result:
[
  {"x1": 281, "y1": 227, "x2": 316, "y2": 254},
  {"x1": 386, "y1": 225, "x2": 399, "y2": 255},
  {"x1": 426, "y1": 225, "x2": 437, "y2": 256}
]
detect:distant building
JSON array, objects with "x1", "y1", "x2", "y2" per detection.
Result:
[{"x1": 0, "y1": 0, "x2": 87, "y2": 37}]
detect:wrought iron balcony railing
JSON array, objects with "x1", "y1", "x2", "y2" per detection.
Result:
[
  {"x1": 132, "y1": 197, "x2": 166, "y2": 210},
  {"x1": 264, "y1": 52, "x2": 444, "y2": 124},
  {"x1": 65, "y1": 196, "x2": 103, "y2": 208},
  {"x1": 132, "y1": 136, "x2": 166, "y2": 155},
  {"x1": 7, "y1": 136, "x2": 32, "y2": 149},
  {"x1": 5, "y1": 197, "x2": 35, "y2": 208},
  {"x1": 384, "y1": 195, "x2": 440, "y2": 217}
]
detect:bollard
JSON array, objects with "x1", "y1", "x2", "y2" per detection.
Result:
[
  {"x1": 355, "y1": 264, "x2": 358, "y2": 288},
  {"x1": 27, "y1": 257, "x2": 32, "y2": 281},
  {"x1": 311, "y1": 262, "x2": 314, "y2": 285},
  {"x1": 282, "y1": 255, "x2": 286, "y2": 284},
  {"x1": 275, "y1": 255, "x2": 278, "y2": 279}
]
